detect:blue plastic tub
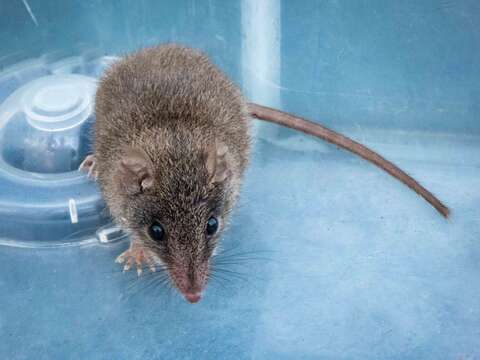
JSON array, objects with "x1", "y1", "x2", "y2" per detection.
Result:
[{"x1": 1, "y1": 1, "x2": 479, "y2": 359}]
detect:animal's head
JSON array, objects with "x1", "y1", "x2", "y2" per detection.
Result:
[{"x1": 113, "y1": 137, "x2": 235, "y2": 303}]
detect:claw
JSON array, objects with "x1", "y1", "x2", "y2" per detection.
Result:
[
  {"x1": 115, "y1": 253, "x2": 125, "y2": 264},
  {"x1": 144, "y1": 256, "x2": 157, "y2": 273},
  {"x1": 123, "y1": 261, "x2": 132, "y2": 272},
  {"x1": 135, "y1": 255, "x2": 143, "y2": 276},
  {"x1": 116, "y1": 244, "x2": 158, "y2": 275}
]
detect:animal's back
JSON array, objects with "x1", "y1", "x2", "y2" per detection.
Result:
[{"x1": 94, "y1": 44, "x2": 250, "y2": 181}]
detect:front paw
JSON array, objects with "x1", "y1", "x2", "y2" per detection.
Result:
[
  {"x1": 79, "y1": 154, "x2": 98, "y2": 179},
  {"x1": 115, "y1": 245, "x2": 159, "y2": 276}
]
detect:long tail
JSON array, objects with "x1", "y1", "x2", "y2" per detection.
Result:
[{"x1": 247, "y1": 103, "x2": 449, "y2": 218}]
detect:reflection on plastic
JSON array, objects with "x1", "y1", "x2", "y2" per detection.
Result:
[{"x1": 0, "y1": 55, "x2": 120, "y2": 246}]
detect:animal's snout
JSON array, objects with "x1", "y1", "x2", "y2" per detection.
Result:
[
  {"x1": 169, "y1": 261, "x2": 209, "y2": 303},
  {"x1": 184, "y1": 292, "x2": 202, "y2": 303}
]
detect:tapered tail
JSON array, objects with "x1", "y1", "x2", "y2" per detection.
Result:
[{"x1": 247, "y1": 102, "x2": 449, "y2": 218}]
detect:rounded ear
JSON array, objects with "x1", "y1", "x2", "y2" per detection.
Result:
[
  {"x1": 115, "y1": 147, "x2": 154, "y2": 195},
  {"x1": 205, "y1": 140, "x2": 231, "y2": 184}
]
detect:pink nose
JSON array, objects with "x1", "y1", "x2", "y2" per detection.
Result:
[{"x1": 184, "y1": 292, "x2": 202, "y2": 303}]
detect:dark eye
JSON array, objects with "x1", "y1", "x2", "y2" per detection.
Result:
[
  {"x1": 206, "y1": 216, "x2": 219, "y2": 235},
  {"x1": 148, "y1": 221, "x2": 165, "y2": 241}
]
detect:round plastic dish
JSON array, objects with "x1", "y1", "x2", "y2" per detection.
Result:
[{"x1": 0, "y1": 74, "x2": 120, "y2": 246}]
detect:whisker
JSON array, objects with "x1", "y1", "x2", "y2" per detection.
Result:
[
  {"x1": 211, "y1": 271, "x2": 249, "y2": 283},
  {"x1": 213, "y1": 249, "x2": 275, "y2": 259},
  {"x1": 208, "y1": 275, "x2": 229, "y2": 290},
  {"x1": 209, "y1": 273, "x2": 238, "y2": 285},
  {"x1": 211, "y1": 267, "x2": 249, "y2": 277},
  {"x1": 213, "y1": 257, "x2": 272, "y2": 264},
  {"x1": 212, "y1": 266, "x2": 268, "y2": 282},
  {"x1": 138, "y1": 274, "x2": 171, "y2": 297},
  {"x1": 120, "y1": 268, "x2": 170, "y2": 300}
]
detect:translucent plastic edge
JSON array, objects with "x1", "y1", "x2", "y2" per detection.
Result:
[{"x1": 0, "y1": 233, "x2": 128, "y2": 249}]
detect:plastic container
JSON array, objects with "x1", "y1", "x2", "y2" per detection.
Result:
[
  {"x1": 0, "y1": 1, "x2": 479, "y2": 360},
  {"x1": 0, "y1": 73, "x2": 121, "y2": 246}
]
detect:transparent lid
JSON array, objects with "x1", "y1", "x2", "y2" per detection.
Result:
[{"x1": 0, "y1": 73, "x2": 122, "y2": 247}]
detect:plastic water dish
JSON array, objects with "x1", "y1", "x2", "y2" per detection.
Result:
[{"x1": 0, "y1": 74, "x2": 117, "y2": 246}]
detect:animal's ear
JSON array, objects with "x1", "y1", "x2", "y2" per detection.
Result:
[
  {"x1": 205, "y1": 140, "x2": 230, "y2": 184},
  {"x1": 115, "y1": 147, "x2": 154, "y2": 194}
]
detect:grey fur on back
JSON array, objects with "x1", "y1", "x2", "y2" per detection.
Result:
[{"x1": 93, "y1": 44, "x2": 250, "y2": 267}]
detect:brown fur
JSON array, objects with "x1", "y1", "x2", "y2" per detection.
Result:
[
  {"x1": 92, "y1": 44, "x2": 449, "y2": 302},
  {"x1": 94, "y1": 45, "x2": 250, "y2": 297}
]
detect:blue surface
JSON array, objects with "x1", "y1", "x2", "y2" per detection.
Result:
[{"x1": 1, "y1": 1, "x2": 480, "y2": 359}]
